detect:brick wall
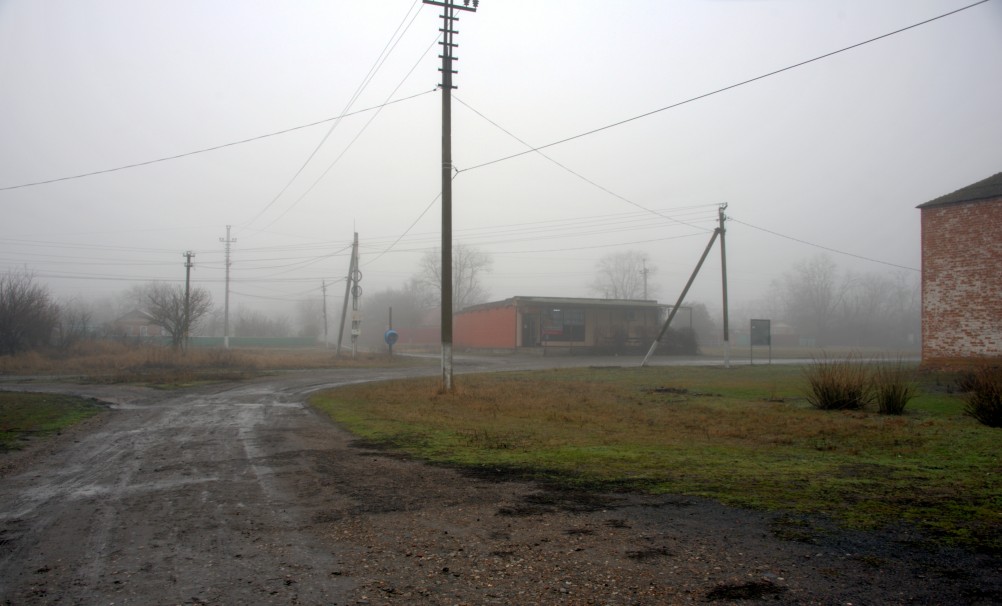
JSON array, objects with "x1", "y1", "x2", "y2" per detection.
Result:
[
  {"x1": 921, "y1": 196, "x2": 1002, "y2": 364},
  {"x1": 455, "y1": 304, "x2": 517, "y2": 349}
]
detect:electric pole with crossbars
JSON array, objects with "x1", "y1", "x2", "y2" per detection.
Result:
[{"x1": 423, "y1": 0, "x2": 480, "y2": 392}]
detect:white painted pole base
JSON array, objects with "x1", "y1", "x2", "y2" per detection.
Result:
[{"x1": 442, "y1": 343, "x2": 453, "y2": 391}]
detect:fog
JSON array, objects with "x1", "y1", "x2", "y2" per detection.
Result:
[{"x1": 1, "y1": 1, "x2": 1000, "y2": 343}]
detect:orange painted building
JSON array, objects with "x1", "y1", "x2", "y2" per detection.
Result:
[{"x1": 454, "y1": 296, "x2": 667, "y2": 354}]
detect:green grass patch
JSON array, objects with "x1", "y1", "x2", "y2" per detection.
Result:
[
  {"x1": 310, "y1": 364, "x2": 1001, "y2": 553},
  {"x1": 0, "y1": 392, "x2": 106, "y2": 451}
]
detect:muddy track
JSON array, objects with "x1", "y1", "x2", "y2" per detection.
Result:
[{"x1": 1, "y1": 362, "x2": 999, "y2": 605}]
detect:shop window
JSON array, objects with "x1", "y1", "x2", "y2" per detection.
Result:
[{"x1": 542, "y1": 308, "x2": 585, "y2": 341}]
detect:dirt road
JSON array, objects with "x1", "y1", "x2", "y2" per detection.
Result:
[{"x1": 1, "y1": 361, "x2": 998, "y2": 605}]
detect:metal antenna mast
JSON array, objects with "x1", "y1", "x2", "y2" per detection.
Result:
[{"x1": 423, "y1": 0, "x2": 480, "y2": 391}]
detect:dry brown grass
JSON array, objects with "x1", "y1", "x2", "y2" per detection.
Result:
[
  {"x1": 0, "y1": 340, "x2": 425, "y2": 384},
  {"x1": 313, "y1": 366, "x2": 1001, "y2": 551},
  {"x1": 327, "y1": 371, "x2": 923, "y2": 457}
]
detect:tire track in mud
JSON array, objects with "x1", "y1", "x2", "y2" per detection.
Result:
[{"x1": 0, "y1": 381, "x2": 359, "y2": 605}]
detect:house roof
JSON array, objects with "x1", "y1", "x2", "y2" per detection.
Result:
[
  {"x1": 918, "y1": 171, "x2": 1002, "y2": 209},
  {"x1": 461, "y1": 296, "x2": 665, "y2": 313},
  {"x1": 115, "y1": 309, "x2": 155, "y2": 323}
]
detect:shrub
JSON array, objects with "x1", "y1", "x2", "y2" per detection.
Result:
[
  {"x1": 871, "y1": 360, "x2": 916, "y2": 415},
  {"x1": 804, "y1": 355, "x2": 871, "y2": 411},
  {"x1": 961, "y1": 366, "x2": 1002, "y2": 428}
]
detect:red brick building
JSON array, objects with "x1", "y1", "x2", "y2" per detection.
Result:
[
  {"x1": 918, "y1": 171, "x2": 1002, "y2": 366},
  {"x1": 454, "y1": 296, "x2": 668, "y2": 354}
]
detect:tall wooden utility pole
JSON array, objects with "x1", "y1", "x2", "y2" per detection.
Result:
[
  {"x1": 182, "y1": 250, "x2": 195, "y2": 353},
  {"x1": 423, "y1": 0, "x2": 480, "y2": 391},
  {"x1": 220, "y1": 226, "x2": 236, "y2": 349}
]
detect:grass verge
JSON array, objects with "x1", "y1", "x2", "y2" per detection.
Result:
[
  {"x1": 310, "y1": 364, "x2": 1001, "y2": 553},
  {"x1": 0, "y1": 392, "x2": 106, "y2": 451},
  {"x1": 0, "y1": 341, "x2": 432, "y2": 386}
]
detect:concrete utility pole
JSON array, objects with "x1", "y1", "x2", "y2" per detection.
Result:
[
  {"x1": 423, "y1": 0, "x2": 480, "y2": 392},
  {"x1": 641, "y1": 259, "x2": 650, "y2": 299},
  {"x1": 641, "y1": 231, "x2": 718, "y2": 366},
  {"x1": 336, "y1": 232, "x2": 359, "y2": 357},
  {"x1": 219, "y1": 226, "x2": 236, "y2": 349},
  {"x1": 183, "y1": 250, "x2": 195, "y2": 353},
  {"x1": 718, "y1": 204, "x2": 730, "y2": 368},
  {"x1": 350, "y1": 242, "x2": 363, "y2": 359},
  {"x1": 641, "y1": 205, "x2": 732, "y2": 368},
  {"x1": 321, "y1": 280, "x2": 329, "y2": 349}
]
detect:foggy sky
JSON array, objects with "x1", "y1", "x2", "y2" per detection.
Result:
[{"x1": 1, "y1": 0, "x2": 1000, "y2": 320}]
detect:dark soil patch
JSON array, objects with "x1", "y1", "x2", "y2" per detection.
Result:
[
  {"x1": 705, "y1": 580, "x2": 786, "y2": 601},
  {"x1": 625, "y1": 546, "x2": 672, "y2": 560}
]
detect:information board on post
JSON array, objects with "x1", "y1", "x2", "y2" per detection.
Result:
[{"x1": 750, "y1": 319, "x2": 771, "y2": 364}]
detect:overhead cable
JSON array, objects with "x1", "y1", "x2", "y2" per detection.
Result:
[
  {"x1": 243, "y1": 0, "x2": 427, "y2": 229},
  {"x1": 0, "y1": 90, "x2": 434, "y2": 193},
  {"x1": 457, "y1": 0, "x2": 990, "y2": 174},
  {"x1": 254, "y1": 30, "x2": 441, "y2": 233},
  {"x1": 454, "y1": 96, "x2": 712, "y2": 232},
  {"x1": 728, "y1": 216, "x2": 919, "y2": 271}
]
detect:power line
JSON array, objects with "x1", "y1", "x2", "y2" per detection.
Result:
[
  {"x1": 254, "y1": 31, "x2": 441, "y2": 233},
  {"x1": 457, "y1": 0, "x2": 990, "y2": 174},
  {"x1": 363, "y1": 200, "x2": 716, "y2": 264},
  {"x1": 0, "y1": 91, "x2": 434, "y2": 193},
  {"x1": 728, "y1": 216, "x2": 919, "y2": 272},
  {"x1": 362, "y1": 185, "x2": 445, "y2": 267},
  {"x1": 483, "y1": 232, "x2": 708, "y2": 255},
  {"x1": 453, "y1": 96, "x2": 712, "y2": 232},
  {"x1": 244, "y1": 0, "x2": 427, "y2": 229}
]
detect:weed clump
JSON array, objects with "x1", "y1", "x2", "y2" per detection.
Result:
[
  {"x1": 871, "y1": 360, "x2": 916, "y2": 415},
  {"x1": 803, "y1": 355, "x2": 871, "y2": 410},
  {"x1": 960, "y1": 366, "x2": 1002, "y2": 428}
]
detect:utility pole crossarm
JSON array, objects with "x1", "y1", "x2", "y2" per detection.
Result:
[{"x1": 423, "y1": 0, "x2": 479, "y2": 11}]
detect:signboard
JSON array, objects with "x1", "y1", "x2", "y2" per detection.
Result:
[
  {"x1": 750, "y1": 319, "x2": 771, "y2": 346},
  {"x1": 750, "y1": 319, "x2": 771, "y2": 365}
]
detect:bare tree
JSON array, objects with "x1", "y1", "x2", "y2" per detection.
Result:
[
  {"x1": 145, "y1": 283, "x2": 213, "y2": 351},
  {"x1": 296, "y1": 298, "x2": 323, "y2": 339},
  {"x1": 590, "y1": 250, "x2": 657, "y2": 299},
  {"x1": 837, "y1": 270, "x2": 920, "y2": 348},
  {"x1": 0, "y1": 269, "x2": 59, "y2": 355},
  {"x1": 777, "y1": 254, "x2": 842, "y2": 347},
  {"x1": 419, "y1": 243, "x2": 493, "y2": 311},
  {"x1": 774, "y1": 255, "x2": 919, "y2": 349},
  {"x1": 234, "y1": 308, "x2": 291, "y2": 338},
  {"x1": 354, "y1": 278, "x2": 438, "y2": 350},
  {"x1": 54, "y1": 297, "x2": 94, "y2": 348}
]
